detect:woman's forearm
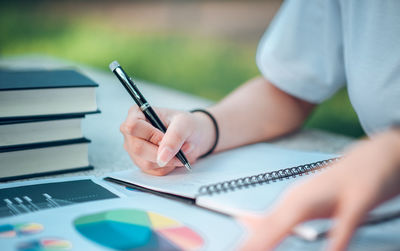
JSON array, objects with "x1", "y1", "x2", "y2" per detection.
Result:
[{"x1": 208, "y1": 76, "x2": 315, "y2": 152}]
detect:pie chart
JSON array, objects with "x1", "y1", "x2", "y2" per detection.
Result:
[{"x1": 74, "y1": 209, "x2": 204, "y2": 251}]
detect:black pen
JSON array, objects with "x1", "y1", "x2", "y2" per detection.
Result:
[{"x1": 109, "y1": 61, "x2": 192, "y2": 171}]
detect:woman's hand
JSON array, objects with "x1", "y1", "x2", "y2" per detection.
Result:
[
  {"x1": 119, "y1": 77, "x2": 315, "y2": 177},
  {"x1": 238, "y1": 129, "x2": 400, "y2": 251},
  {"x1": 120, "y1": 106, "x2": 215, "y2": 176}
]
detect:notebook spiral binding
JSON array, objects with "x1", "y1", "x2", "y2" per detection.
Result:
[{"x1": 198, "y1": 157, "x2": 340, "y2": 196}]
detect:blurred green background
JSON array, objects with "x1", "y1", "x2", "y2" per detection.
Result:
[{"x1": 0, "y1": 0, "x2": 364, "y2": 138}]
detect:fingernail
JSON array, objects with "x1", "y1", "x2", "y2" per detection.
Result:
[{"x1": 157, "y1": 147, "x2": 173, "y2": 167}]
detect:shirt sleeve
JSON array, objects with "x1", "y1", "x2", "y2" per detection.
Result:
[{"x1": 257, "y1": 0, "x2": 346, "y2": 104}]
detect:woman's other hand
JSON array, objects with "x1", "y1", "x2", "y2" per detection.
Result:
[{"x1": 238, "y1": 129, "x2": 400, "y2": 251}]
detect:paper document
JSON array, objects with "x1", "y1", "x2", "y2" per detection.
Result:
[
  {"x1": 0, "y1": 193, "x2": 243, "y2": 251},
  {"x1": 109, "y1": 143, "x2": 336, "y2": 215}
]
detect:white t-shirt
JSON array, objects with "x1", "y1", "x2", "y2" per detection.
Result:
[{"x1": 257, "y1": 0, "x2": 400, "y2": 135}]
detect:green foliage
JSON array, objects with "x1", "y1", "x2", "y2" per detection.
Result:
[
  {"x1": 0, "y1": 4, "x2": 364, "y2": 137},
  {"x1": 0, "y1": 7, "x2": 258, "y2": 101}
]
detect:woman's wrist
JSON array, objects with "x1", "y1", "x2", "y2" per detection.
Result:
[
  {"x1": 376, "y1": 128, "x2": 400, "y2": 199},
  {"x1": 375, "y1": 128, "x2": 400, "y2": 163},
  {"x1": 367, "y1": 128, "x2": 400, "y2": 192},
  {"x1": 192, "y1": 111, "x2": 217, "y2": 157}
]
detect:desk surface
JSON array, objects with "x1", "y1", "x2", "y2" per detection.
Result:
[{"x1": 3, "y1": 56, "x2": 398, "y2": 251}]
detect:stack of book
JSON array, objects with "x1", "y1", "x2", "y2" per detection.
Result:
[{"x1": 0, "y1": 69, "x2": 99, "y2": 181}]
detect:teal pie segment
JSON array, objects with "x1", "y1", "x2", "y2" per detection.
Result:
[
  {"x1": 74, "y1": 209, "x2": 151, "y2": 227},
  {"x1": 75, "y1": 220, "x2": 153, "y2": 250}
]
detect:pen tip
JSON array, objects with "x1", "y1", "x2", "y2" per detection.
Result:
[
  {"x1": 184, "y1": 163, "x2": 192, "y2": 171},
  {"x1": 109, "y1": 61, "x2": 120, "y2": 72}
]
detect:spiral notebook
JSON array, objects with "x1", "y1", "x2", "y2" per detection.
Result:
[{"x1": 106, "y1": 143, "x2": 338, "y2": 216}]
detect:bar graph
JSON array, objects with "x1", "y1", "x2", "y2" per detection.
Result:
[{"x1": 0, "y1": 179, "x2": 118, "y2": 218}]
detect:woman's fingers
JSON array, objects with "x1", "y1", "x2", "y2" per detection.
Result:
[
  {"x1": 121, "y1": 115, "x2": 164, "y2": 145},
  {"x1": 238, "y1": 177, "x2": 339, "y2": 251},
  {"x1": 121, "y1": 106, "x2": 200, "y2": 174},
  {"x1": 120, "y1": 106, "x2": 181, "y2": 170},
  {"x1": 238, "y1": 214, "x2": 280, "y2": 251},
  {"x1": 125, "y1": 106, "x2": 146, "y2": 122},
  {"x1": 328, "y1": 211, "x2": 361, "y2": 251},
  {"x1": 124, "y1": 135, "x2": 182, "y2": 166},
  {"x1": 157, "y1": 113, "x2": 194, "y2": 167},
  {"x1": 238, "y1": 205, "x2": 312, "y2": 250},
  {"x1": 328, "y1": 195, "x2": 371, "y2": 251},
  {"x1": 133, "y1": 157, "x2": 177, "y2": 176}
]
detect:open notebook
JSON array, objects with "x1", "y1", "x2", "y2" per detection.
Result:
[{"x1": 106, "y1": 143, "x2": 337, "y2": 216}]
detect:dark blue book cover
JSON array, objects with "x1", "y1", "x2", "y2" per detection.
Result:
[
  {"x1": 0, "y1": 69, "x2": 100, "y2": 121},
  {"x1": 0, "y1": 69, "x2": 98, "y2": 91}
]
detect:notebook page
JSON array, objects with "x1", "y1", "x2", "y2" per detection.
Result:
[
  {"x1": 196, "y1": 175, "x2": 311, "y2": 216},
  {"x1": 109, "y1": 143, "x2": 336, "y2": 199}
]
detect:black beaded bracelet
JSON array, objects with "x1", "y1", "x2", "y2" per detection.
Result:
[{"x1": 191, "y1": 109, "x2": 219, "y2": 158}]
